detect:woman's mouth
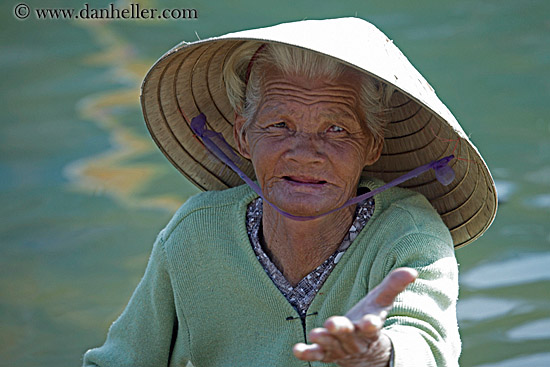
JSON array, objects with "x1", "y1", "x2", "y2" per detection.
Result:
[{"x1": 283, "y1": 176, "x2": 327, "y2": 185}]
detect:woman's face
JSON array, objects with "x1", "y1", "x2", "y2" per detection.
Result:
[{"x1": 235, "y1": 68, "x2": 382, "y2": 217}]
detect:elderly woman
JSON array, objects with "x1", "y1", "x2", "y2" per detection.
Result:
[{"x1": 84, "y1": 18, "x2": 496, "y2": 367}]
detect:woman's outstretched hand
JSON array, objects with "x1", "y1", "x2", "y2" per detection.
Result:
[{"x1": 293, "y1": 268, "x2": 418, "y2": 367}]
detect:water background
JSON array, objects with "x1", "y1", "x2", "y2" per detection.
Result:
[{"x1": 1, "y1": 0, "x2": 549, "y2": 366}]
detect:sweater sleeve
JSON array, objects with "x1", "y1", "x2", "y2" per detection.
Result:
[
  {"x1": 380, "y1": 232, "x2": 461, "y2": 367},
  {"x1": 83, "y1": 231, "x2": 186, "y2": 367}
]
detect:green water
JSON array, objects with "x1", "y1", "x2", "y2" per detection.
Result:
[{"x1": 1, "y1": 0, "x2": 549, "y2": 366}]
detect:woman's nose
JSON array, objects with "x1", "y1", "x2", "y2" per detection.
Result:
[{"x1": 283, "y1": 132, "x2": 325, "y2": 164}]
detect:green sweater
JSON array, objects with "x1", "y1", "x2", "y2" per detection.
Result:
[{"x1": 83, "y1": 178, "x2": 460, "y2": 367}]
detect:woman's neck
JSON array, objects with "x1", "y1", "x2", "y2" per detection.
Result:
[{"x1": 261, "y1": 203, "x2": 356, "y2": 286}]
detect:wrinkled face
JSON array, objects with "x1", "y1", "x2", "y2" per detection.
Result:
[{"x1": 234, "y1": 68, "x2": 382, "y2": 217}]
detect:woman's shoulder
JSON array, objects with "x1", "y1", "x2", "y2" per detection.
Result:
[
  {"x1": 360, "y1": 176, "x2": 451, "y2": 242},
  {"x1": 177, "y1": 184, "x2": 255, "y2": 214},
  {"x1": 359, "y1": 177, "x2": 455, "y2": 267},
  {"x1": 160, "y1": 184, "x2": 256, "y2": 241}
]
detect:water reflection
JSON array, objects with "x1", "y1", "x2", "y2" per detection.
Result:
[
  {"x1": 457, "y1": 296, "x2": 526, "y2": 322},
  {"x1": 507, "y1": 318, "x2": 550, "y2": 341},
  {"x1": 524, "y1": 194, "x2": 550, "y2": 209},
  {"x1": 493, "y1": 179, "x2": 516, "y2": 203},
  {"x1": 63, "y1": 20, "x2": 187, "y2": 212},
  {"x1": 525, "y1": 165, "x2": 550, "y2": 185},
  {"x1": 476, "y1": 352, "x2": 550, "y2": 367},
  {"x1": 461, "y1": 253, "x2": 550, "y2": 289}
]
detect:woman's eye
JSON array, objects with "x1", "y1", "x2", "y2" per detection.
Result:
[
  {"x1": 271, "y1": 122, "x2": 287, "y2": 128},
  {"x1": 327, "y1": 125, "x2": 345, "y2": 133}
]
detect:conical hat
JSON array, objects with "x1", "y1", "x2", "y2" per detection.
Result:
[{"x1": 140, "y1": 17, "x2": 497, "y2": 248}]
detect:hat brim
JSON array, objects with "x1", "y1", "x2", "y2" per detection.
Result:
[{"x1": 140, "y1": 17, "x2": 497, "y2": 248}]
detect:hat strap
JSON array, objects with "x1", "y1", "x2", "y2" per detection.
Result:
[{"x1": 191, "y1": 113, "x2": 455, "y2": 221}]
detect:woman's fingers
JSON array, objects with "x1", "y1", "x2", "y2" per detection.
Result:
[
  {"x1": 346, "y1": 267, "x2": 418, "y2": 321},
  {"x1": 293, "y1": 342, "x2": 324, "y2": 361},
  {"x1": 324, "y1": 317, "x2": 368, "y2": 355},
  {"x1": 296, "y1": 321, "x2": 370, "y2": 362},
  {"x1": 294, "y1": 316, "x2": 389, "y2": 363},
  {"x1": 356, "y1": 314, "x2": 384, "y2": 339},
  {"x1": 295, "y1": 269, "x2": 418, "y2": 363},
  {"x1": 373, "y1": 267, "x2": 418, "y2": 308}
]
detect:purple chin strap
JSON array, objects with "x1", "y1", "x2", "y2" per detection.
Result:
[{"x1": 191, "y1": 113, "x2": 455, "y2": 221}]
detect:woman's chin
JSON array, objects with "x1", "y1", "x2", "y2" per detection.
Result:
[
  {"x1": 261, "y1": 181, "x2": 352, "y2": 218},
  {"x1": 264, "y1": 193, "x2": 342, "y2": 218}
]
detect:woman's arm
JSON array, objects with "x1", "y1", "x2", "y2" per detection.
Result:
[
  {"x1": 381, "y1": 232, "x2": 460, "y2": 367},
  {"x1": 83, "y1": 232, "x2": 187, "y2": 367},
  {"x1": 294, "y1": 232, "x2": 460, "y2": 367},
  {"x1": 293, "y1": 268, "x2": 417, "y2": 367}
]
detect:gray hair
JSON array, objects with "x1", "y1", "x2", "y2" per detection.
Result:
[{"x1": 223, "y1": 42, "x2": 394, "y2": 143}]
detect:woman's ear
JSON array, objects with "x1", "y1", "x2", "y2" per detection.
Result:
[
  {"x1": 364, "y1": 137, "x2": 383, "y2": 166},
  {"x1": 233, "y1": 112, "x2": 251, "y2": 158}
]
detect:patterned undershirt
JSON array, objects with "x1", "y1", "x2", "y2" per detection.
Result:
[{"x1": 245, "y1": 195, "x2": 375, "y2": 319}]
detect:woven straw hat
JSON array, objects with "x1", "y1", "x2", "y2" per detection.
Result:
[{"x1": 140, "y1": 17, "x2": 497, "y2": 248}]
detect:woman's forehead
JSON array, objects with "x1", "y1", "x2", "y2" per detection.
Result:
[
  {"x1": 260, "y1": 65, "x2": 362, "y2": 92},
  {"x1": 258, "y1": 99, "x2": 359, "y2": 121},
  {"x1": 258, "y1": 72, "x2": 361, "y2": 111}
]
